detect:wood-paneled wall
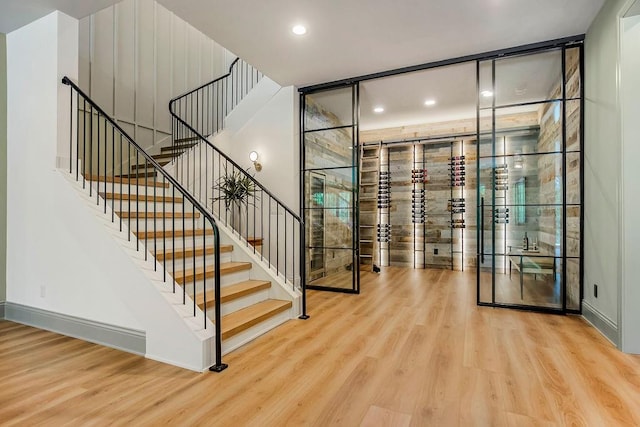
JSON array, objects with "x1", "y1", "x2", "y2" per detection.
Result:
[{"x1": 78, "y1": 0, "x2": 231, "y2": 149}]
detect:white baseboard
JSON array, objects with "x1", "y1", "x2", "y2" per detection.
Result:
[
  {"x1": 582, "y1": 300, "x2": 619, "y2": 346},
  {"x1": 3, "y1": 302, "x2": 146, "y2": 355}
]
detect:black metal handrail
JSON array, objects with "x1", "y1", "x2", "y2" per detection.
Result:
[
  {"x1": 62, "y1": 76, "x2": 228, "y2": 372},
  {"x1": 169, "y1": 58, "x2": 308, "y2": 319}
]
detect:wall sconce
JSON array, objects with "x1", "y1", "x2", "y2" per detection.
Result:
[{"x1": 249, "y1": 151, "x2": 262, "y2": 172}]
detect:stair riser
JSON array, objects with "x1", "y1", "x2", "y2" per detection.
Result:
[
  {"x1": 221, "y1": 309, "x2": 291, "y2": 354},
  {"x1": 88, "y1": 181, "x2": 170, "y2": 194},
  {"x1": 174, "y1": 270, "x2": 252, "y2": 290},
  {"x1": 103, "y1": 201, "x2": 185, "y2": 213},
  {"x1": 138, "y1": 233, "x2": 216, "y2": 246},
  {"x1": 158, "y1": 252, "x2": 234, "y2": 270},
  {"x1": 219, "y1": 289, "x2": 270, "y2": 316},
  {"x1": 120, "y1": 218, "x2": 203, "y2": 232}
]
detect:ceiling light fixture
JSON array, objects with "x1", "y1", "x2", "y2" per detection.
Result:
[
  {"x1": 481, "y1": 90, "x2": 494, "y2": 98},
  {"x1": 373, "y1": 106, "x2": 385, "y2": 113},
  {"x1": 292, "y1": 25, "x2": 307, "y2": 35},
  {"x1": 424, "y1": 99, "x2": 436, "y2": 106}
]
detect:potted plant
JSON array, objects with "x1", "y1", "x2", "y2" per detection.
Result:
[{"x1": 212, "y1": 167, "x2": 258, "y2": 232}]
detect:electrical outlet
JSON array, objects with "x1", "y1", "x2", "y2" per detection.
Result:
[
  {"x1": 434, "y1": 248, "x2": 439, "y2": 255},
  {"x1": 594, "y1": 284, "x2": 598, "y2": 298},
  {"x1": 40, "y1": 286, "x2": 46, "y2": 298}
]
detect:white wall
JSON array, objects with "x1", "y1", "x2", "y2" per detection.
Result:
[
  {"x1": 215, "y1": 80, "x2": 300, "y2": 211},
  {"x1": 0, "y1": 33, "x2": 6, "y2": 304},
  {"x1": 6, "y1": 11, "x2": 213, "y2": 371},
  {"x1": 6, "y1": 12, "x2": 139, "y2": 327},
  {"x1": 585, "y1": 0, "x2": 640, "y2": 352},
  {"x1": 584, "y1": 0, "x2": 626, "y2": 338},
  {"x1": 620, "y1": 11, "x2": 640, "y2": 353},
  {"x1": 79, "y1": 0, "x2": 230, "y2": 149}
]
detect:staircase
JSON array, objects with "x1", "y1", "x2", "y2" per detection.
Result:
[
  {"x1": 61, "y1": 74, "x2": 300, "y2": 372},
  {"x1": 88, "y1": 172, "x2": 293, "y2": 353}
]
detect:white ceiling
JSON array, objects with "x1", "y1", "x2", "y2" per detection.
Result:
[
  {"x1": 0, "y1": 0, "x2": 121, "y2": 33},
  {"x1": 157, "y1": 0, "x2": 605, "y2": 87}
]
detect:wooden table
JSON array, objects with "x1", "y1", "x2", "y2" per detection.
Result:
[{"x1": 509, "y1": 250, "x2": 556, "y2": 299}]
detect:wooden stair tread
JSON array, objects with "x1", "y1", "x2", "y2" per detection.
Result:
[
  {"x1": 99, "y1": 192, "x2": 183, "y2": 203},
  {"x1": 131, "y1": 159, "x2": 171, "y2": 170},
  {"x1": 247, "y1": 237, "x2": 263, "y2": 246},
  {"x1": 174, "y1": 261, "x2": 252, "y2": 284},
  {"x1": 161, "y1": 143, "x2": 196, "y2": 152},
  {"x1": 154, "y1": 244, "x2": 233, "y2": 261},
  {"x1": 195, "y1": 279, "x2": 271, "y2": 308},
  {"x1": 84, "y1": 174, "x2": 169, "y2": 188},
  {"x1": 152, "y1": 152, "x2": 181, "y2": 160},
  {"x1": 174, "y1": 136, "x2": 200, "y2": 143},
  {"x1": 221, "y1": 299, "x2": 292, "y2": 340},
  {"x1": 134, "y1": 228, "x2": 213, "y2": 240},
  {"x1": 117, "y1": 171, "x2": 158, "y2": 178},
  {"x1": 116, "y1": 211, "x2": 200, "y2": 219}
]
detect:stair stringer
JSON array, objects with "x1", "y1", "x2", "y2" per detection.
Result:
[{"x1": 60, "y1": 171, "x2": 217, "y2": 372}]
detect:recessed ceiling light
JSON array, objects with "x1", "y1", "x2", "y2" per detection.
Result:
[
  {"x1": 373, "y1": 106, "x2": 385, "y2": 113},
  {"x1": 424, "y1": 99, "x2": 436, "y2": 106},
  {"x1": 481, "y1": 90, "x2": 493, "y2": 98},
  {"x1": 292, "y1": 25, "x2": 307, "y2": 35}
]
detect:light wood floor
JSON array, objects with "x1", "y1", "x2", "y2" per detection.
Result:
[{"x1": 2, "y1": 268, "x2": 640, "y2": 426}]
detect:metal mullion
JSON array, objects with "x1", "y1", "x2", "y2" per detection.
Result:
[
  {"x1": 476, "y1": 59, "x2": 482, "y2": 304},
  {"x1": 579, "y1": 43, "x2": 585, "y2": 311},
  {"x1": 561, "y1": 47, "x2": 568, "y2": 313},
  {"x1": 479, "y1": 97, "x2": 564, "y2": 112},
  {"x1": 491, "y1": 59, "x2": 496, "y2": 305},
  {"x1": 303, "y1": 124, "x2": 355, "y2": 134}
]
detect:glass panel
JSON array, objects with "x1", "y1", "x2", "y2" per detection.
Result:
[
  {"x1": 496, "y1": 255, "x2": 562, "y2": 308},
  {"x1": 478, "y1": 262, "x2": 494, "y2": 304},
  {"x1": 566, "y1": 258, "x2": 581, "y2": 311},
  {"x1": 566, "y1": 99, "x2": 581, "y2": 152},
  {"x1": 304, "y1": 87, "x2": 353, "y2": 131},
  {"x1": 304, "y1": 128, "x2": 354, "y2": 170},
  {"x1": 307, "y1": 248, "x2": 355, "y2": 290},
  {"x1": 567, "y1": 152, "x2": 581, "y2": 204},
  {"x1": 565, "y1": 47, "x2": 581, "y2": 100},
  {"x1": 495, "y1": 49, "x2": 562, "y2": 107},
  {"x1": 566, "y1": 206, "x2": 580, "y2": 258},
  {"x1": 479, "y1": 60, "x2": 494, "y2": 110},
  {"x1": 304, "y1": 171, "x2": 354, "y2": 208}
]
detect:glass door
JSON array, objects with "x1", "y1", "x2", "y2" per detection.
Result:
[
  {"x1": 301, "y1": 84, "x2": 360, "y2": 293},
  {"x1": 476, "y1": 46, "x2": 583, "y2": 313}
]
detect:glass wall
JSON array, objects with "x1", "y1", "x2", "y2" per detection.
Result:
[
  {"x1": 477, "y1": 46, "x2": 582, "y2": 313},
  {"x1": 302, "y1": 85, "x2": 360, "y2": 293}
]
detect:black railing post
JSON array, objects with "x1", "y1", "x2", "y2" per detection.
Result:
[
  {"x1": 210, "y1": 227, "x2": 228, "y2": 372},
  {"x1": 299, "y1": 219, "x2": 309, "y2": 319}
]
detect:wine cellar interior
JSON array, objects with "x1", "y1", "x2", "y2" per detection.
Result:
[{"x1": 302, "y1": 44, "x2": 583, "y2": 313}]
